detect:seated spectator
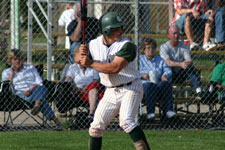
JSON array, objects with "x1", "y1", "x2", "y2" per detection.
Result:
[
  {"x1": 65, "y1": 48, "x2": 103, "y2": 119},
  {"x1": 58, "y1": 2, "x2": 75, "y2": 49},
  {"x1": 160, "y1": 25, "x2": 203, "y2": 98},
  {"x1": 67, "y1": 2, "x2": 99, "y2": 63},
  {"x1": 172, "y1": 0, "x2": 216, "y2": 51},
  {"x1": 1, "y1": 50, "x2": 62, "y2": 127},
  {"x1": 211, "y1": 0, "x2": 225, "y2": 50},
  {"x1": 139, "y1": 38, "x2": 176, "y2": 120},
  {"x1": 202, "y1": 62, "x2": 225, "y2": 104}
]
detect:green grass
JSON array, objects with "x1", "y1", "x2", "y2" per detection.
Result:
[{"x1": 0, "y1": 130, "x2": 225, "y2": 150}]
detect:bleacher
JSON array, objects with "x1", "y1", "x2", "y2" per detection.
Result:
[{"x1": 23, "y1": 32, "x2": 225, "y2": 128}]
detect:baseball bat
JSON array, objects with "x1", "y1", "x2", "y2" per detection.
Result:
[{"x1": 81, "y1": 0, "x2": 87, "y2": 45}]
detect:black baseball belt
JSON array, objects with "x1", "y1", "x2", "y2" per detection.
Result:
[{"x1": 112, "y1": 81, "x2": 133, "y2": 88}]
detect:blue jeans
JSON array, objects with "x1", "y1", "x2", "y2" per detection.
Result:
[
  {"x1": 172, "y1": 66, "x2": 201, "y2": 89},
  {"x1": 21, "y1": 85, "x2": 54, "y2": 120},
  {"x1": 215, "y1": 7, "x2": 225, "y2": 43},
  {"x1": 69, "y1": 42, "x2": 81, "y2": 63},
  {"x1": 142, "y1": 81, "x2": 174, "y2": 114}
]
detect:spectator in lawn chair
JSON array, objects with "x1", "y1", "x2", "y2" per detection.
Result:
[
  {"x1": 201, "y1": 62, "x2": 225, "y2": 105},
  {"x1": 139, "y1": 38, "x2": 176, "y2": 120},
  {"x1": 172, "y1": 0, "x2": 216, "y2": 51},
  {"x1": 58, "y1": 2, "x2": 75, "y2": 49},
  {"x1": 65, "y1": 47, "x2": 103, "y2": 119},
  {"x1": 67, "y1": 2, "x2": 99, "y2": 63},
  {"x1": 1, "y1": 50, "x2": 63, "y2": 128},
  {"x1": 160, "y1": 25, "x2": 203, "y2": 99}
]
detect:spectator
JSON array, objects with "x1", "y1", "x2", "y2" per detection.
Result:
[
  {"x1": 65, "y1": 47, "x2": 103, "y2": 119},
  {"x1": 1, "y1": 50, "x2": 62, "y2": 127},
  {"x1": 139, "y1": 38, "x2": 176, "y2": 120},
  {"x1": 202, "y1": 62, "x2": 225, "y2": 104},
  {"x1": 211, "y1": 0, "x2": 225, "y2": 50},
  {"x1": 160, "y1": 25, "x2": 203, "y2": 98},
  {"x1": 172, "y1": 0, "x2": 216, "y2": 51},
  {"x1": 67, "y1": 2, "x2": 99, "y2": 63},
  {"x1": 58, "y1": 3, "x2": 75, "y2": 49}
]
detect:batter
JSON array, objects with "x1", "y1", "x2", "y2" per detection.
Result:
[{"x1": 75, "y1": 12, "x2": 150, "y2": 150}]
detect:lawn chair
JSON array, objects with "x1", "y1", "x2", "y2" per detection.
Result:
[{"x1": 0, "y1": 81, "x2": 47, "y2": 127}]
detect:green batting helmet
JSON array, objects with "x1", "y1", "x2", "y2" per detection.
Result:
[{"x1": 100, "y1": 12, "x2": 124, "y2": 36}]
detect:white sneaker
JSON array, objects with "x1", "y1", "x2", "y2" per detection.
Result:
[
  {"x1": 190, "y1": 42, "x2": 200, "y2": 50},
  {"x1": 202, "y1": 42, "x2": 217, "y2": 51},
  {"x1": 146, "y1": 113, "x2": 155, "y2": 120},
  {"x1": 166, "y1": 111, "x2": 176, "y2": 118}
]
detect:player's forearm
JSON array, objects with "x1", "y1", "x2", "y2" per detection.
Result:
[{"x1": 90, "y1": 61, "x2": 121, "y2": 74}]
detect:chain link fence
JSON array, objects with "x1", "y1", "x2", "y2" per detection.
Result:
[{"x1": 0, "y1": 0, "x2": 224, "y2": 131}]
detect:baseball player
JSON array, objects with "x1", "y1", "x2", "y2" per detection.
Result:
[{"x1": 75, "y1": 12, "x2": 150, "y2": 150}]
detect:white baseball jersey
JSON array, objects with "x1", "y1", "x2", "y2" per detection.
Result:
[{"x1": 89, "y1": 35, "x2": 141, "y2": 87}]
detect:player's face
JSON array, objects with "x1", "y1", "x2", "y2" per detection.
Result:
[
  {"x1": 110, "y1": 26, "x2": 123, "y2": 41},
  {"x1": 144, "y1": 44, "x2": 155, "y2": 59}
]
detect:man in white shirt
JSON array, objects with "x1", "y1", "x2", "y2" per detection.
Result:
[
  {"x1": 160, "y1": 25, "x2": 203, "y2": 98},
  {"x1": 58, "y1": 3, "x2": 74, "y2": 49}
]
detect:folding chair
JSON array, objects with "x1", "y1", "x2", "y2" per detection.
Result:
[{"x1": 0, "y1": 81, "x2": 47, "y2": 127}]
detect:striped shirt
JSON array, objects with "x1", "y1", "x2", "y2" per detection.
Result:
[
  {"x1": 172, "y1": 0, "x2": 208, "y2": 24},
  {"x1": 89, "y1": 36, "x2": 141, "y2": 87},
  {"x1": 2, "y1": 64, "x2": 43, "y2": 97}
]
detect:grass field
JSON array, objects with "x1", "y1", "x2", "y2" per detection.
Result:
[{"x1": 0, "y1": 130, "x2": 225, "y2": 150}]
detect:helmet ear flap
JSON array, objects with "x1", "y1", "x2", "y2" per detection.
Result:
[{"x1": 102, "y1": 26, "x2": 112, "y2": 36}]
